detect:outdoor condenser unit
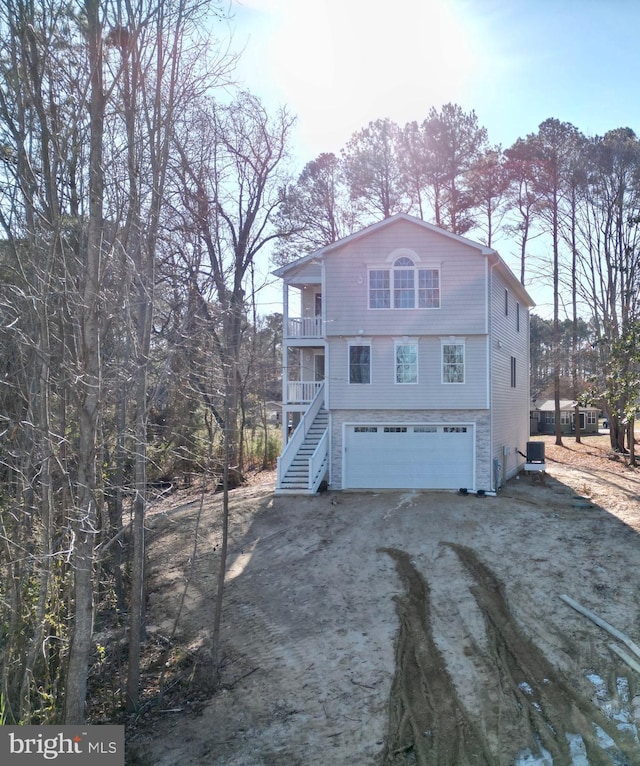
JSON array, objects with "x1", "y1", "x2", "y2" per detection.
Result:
[
  {"x1": 526, "y1": 441, "x2": 545, "y2": 463},
  {"x1": 524, "y1": 441, "x2": 546, "y2": 477}
]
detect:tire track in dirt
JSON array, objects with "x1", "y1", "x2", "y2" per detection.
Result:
[
  {"x1": 380, "y1": 544, "x2": 638, "y2": 765},
  {"x1": 447, "y1": 543, "x2": 637, "y2": 765},
  {"x1": 379, "y1": 547, "x2": 493, "y2": 766}
]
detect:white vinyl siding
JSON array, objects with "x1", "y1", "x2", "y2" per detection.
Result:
[
  {"x1": 326, "y1": 220, "x2": 485, "y2": 336},
  {"x1": 328, "y1": 336, "x2": 487, "y2": 410},
  {"x1": 490, "y1": 268, "x2": 531, "y2": 485}
]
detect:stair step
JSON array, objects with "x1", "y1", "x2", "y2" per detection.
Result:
[{"x1": 277, "y1": 409, "x2": 328, "y2": 493}]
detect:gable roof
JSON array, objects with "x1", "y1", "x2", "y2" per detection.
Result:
[
  {"x1": 531, "y1": 399, "x2": 599, "y2": 412},
  {"x1": 273, "y1": 213, "x2": 535, "y2": 307}
]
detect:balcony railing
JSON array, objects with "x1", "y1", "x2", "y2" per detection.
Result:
[
  {"x1": 286, "y1": 316, "x2": 323, "y2": 338},
  {"x1": 287, "y1": 380, "x2": 323, "y2": 403}
]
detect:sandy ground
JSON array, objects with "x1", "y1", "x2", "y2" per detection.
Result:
[{"x1": 127, "y1": 435, "x2": 640, "y2": 765}]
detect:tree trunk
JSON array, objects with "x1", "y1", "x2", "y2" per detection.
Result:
[
  {"x1": 64, "y1": 0, "x2": 104, "y2": 724},
  {"x1": 571, "y1": 188, "x2": 581, "y2": 444},
  {"x1": 551, "y1": 176, "x2": 563, "y2": 447},
  {"x1": 19, "y1": 309, "x2": 54, "y2": 720},
  {"x1": 212, "y1": 383, "x2": 232, "y2": 683}
]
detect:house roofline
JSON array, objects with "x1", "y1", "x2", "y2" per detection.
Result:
[{"x1": 273, "y1": 213, "x2": 535, "y2": 307}]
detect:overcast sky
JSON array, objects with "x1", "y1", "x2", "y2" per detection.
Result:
[{"x1": 226, "y1": 0, "x2": 640, "y2": 316}]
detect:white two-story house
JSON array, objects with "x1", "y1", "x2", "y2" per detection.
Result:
[{"x1": 274, "y1": 213, "x2": 534, "y2": 495}]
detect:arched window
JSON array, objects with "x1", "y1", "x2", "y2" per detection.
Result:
[
  {"x1": 368, "y1": 258, "x2": 440, "y2": 309},
  {"x1": 393, "y1": 257, "x2": 415, "y2": 308}
]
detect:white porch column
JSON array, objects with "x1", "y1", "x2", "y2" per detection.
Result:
[
  {"x1": 282, "y1": 280, "x2": 289, "y2": 338},
  {"x1": 282, "y1": 281, "x2": 289, "y2": 444}
]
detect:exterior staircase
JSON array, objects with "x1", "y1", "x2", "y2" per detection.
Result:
[{"x1": 276, "y1": 406, "x2": 328, "y2": 494}]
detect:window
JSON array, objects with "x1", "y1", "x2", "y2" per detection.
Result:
[
  {"x1": 516, "y1": 302, "x2": 520, "y2": 332},
  {"x1": 510, "y1": 356, "x2": 516, "y2": 388},
  {"x1": 354, "y1": 426, "x2": 377, "y2": 433},
  {"x1": 444, "y1": 426, "x2": 468, "y2": 433},
  {"x1": 419, "y1": 269, "x2": 440, "y2": 308},
  {"x1": 395, "y1": 341, "x2": 418, "y2": 384},
  {"x1": 384, "y1": 426, "x2": 407, "y2": 433},
  {"x1": 561, "y1": 411, "x2": 571, "y2": 425},
  {"x1": 586, "y1": 411, "x2": 597, "y2": 425},
  {"x1": 369, "y1": 258, "x2": 440, "y2": 309},
  {"x1": 414, "y1": 426, "x2": 437, "y2": 433},
  {"x1": 393, "y1": 257, "x2": 415, "y2": 308},
  {"x1": 504, "y1": 289, "x2": 509, "y2": 316},
  {"x1": 349, "y1": 343, "x2": 371, "y2": 384},
  {"x1": 442, "y1": 342, "x2": 464, "y2": 383},
  {"x1": 369, "y1": 270, "x2": 390, "y2": 308}
]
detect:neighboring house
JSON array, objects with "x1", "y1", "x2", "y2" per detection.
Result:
[
  {"x1": 273, "y1": 213, "x2": 534, "y2": 494},
  {"x1": 530, "y1": 399, "x2": 600, "y2": 435}
]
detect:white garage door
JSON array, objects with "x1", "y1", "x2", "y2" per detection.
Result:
[{"x1": 344, "y1": 424, "x2": 474, "y2": 490}]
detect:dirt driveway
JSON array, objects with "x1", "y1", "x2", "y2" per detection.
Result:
[{"x1": 129, "y1": 437, "x2": 640, "y2": 765}]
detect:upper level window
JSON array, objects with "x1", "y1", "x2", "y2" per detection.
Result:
[
  {"x1": 393, "y1": 257, "x2": 415, "y2": 308},
  {"x1": 369, "y1": 270, "x2": 390, "y2": 309},
  {"x1": 419, "y1": 269, "x2": 439, "y2": 308},
  {"x1": 369, "y1": 257, "x2": 440, "y2": 309}
]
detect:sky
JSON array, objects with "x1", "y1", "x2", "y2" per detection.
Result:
[{"x1": 222, "y1": 0, "x2": 640, "y2": 316}]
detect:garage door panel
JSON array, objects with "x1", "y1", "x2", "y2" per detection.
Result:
[{"x1": 344, "y1": 425, "x2": 474, "y2": 490}]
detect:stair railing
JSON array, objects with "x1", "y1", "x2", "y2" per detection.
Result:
[
  {"x1": 308, "y1": 428, "x2": 329, "y2": 493},
  {"x1": 277, "y1": 382, "x2": 325, "y2": 488}
]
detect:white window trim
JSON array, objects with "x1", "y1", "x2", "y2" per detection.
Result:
[
  {"x1": 385, "y1": 247, "x2": 420, "y2": 263},
  {"x1": 394, "y1": 338, "x2": 419, "y2": 385},
  {"x1": 347, "y1": 338, "x2": 372, "y2": 385},
  {"x1": 441, "y1": 337, "x2": 465, "y2": 385},
  {"x1": 367, "y1": 262, "x2": 441, "y2": 310}
]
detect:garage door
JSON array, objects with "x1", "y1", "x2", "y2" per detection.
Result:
[{"x1": 343, "y1": 424, "x2": 474, "y2": 490}]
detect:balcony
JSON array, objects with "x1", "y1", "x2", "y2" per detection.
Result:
[
  {"x1": 286, "y1": 316, "x2": 323, "y2": 339},
  {"x1": 287, "y1": 380, "x2": 323, "y2": 403}
]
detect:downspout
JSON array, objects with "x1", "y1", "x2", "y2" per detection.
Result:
[
  {"x1": 321, "y1": 258, "x2": 332, "y2": 487},
  {"x1": 488, "y1": 257, "x2": 499, "y2": 492},
  {"x1": 281, "y1": 280, "x2": 289, "y2": 447}
]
